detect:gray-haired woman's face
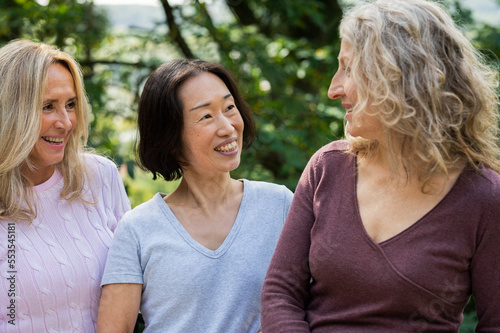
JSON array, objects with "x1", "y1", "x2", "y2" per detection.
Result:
[{"x1": 329, "y1": 39, "x2": 383, "y2": 141}]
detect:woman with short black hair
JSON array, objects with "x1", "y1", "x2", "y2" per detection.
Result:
[{"x1": 98, "y1": 59, "x2": 293, "y2": 333}]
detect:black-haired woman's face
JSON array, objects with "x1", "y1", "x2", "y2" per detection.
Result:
[{"x1": 178, "y1": 72, "x2": 244, "y2": 176}]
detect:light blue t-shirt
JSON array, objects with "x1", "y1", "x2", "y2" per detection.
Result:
[{"x1": 101, "y1": 179, "x2": 293, "y2": 333}]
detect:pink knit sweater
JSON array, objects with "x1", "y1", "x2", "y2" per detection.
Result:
[{"x1": 0, "y1": 154, "x2": 130, "y2": 332}]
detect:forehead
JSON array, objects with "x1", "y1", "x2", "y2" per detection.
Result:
[
  {"x1": 178, "y1": 72, "x2": 230, "y2": 108},
  {"x1": 338, "y1": 39, "x2": 354, "y2": 62},
  {"x1": 45, "y1": 63, "x2": 75, "y2": 87}
]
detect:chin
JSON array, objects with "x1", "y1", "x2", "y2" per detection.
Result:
[
  {"x1": 346, "y1": 126, "x2": 361, "y2": 138},
  {"x1": 227, "y1": 160, "x2": 241, "y2": 172}
]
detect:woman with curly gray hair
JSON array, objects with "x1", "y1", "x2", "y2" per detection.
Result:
[{"x1": 261, "y1": 0, "x2": 500, "y2": 331}]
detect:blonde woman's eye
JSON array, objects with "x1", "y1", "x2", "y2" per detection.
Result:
[
  {"x1": 43, "y1": 104, "x2": 53, "y2": 111},
  {"x1": 66, "y1": 102, "x2": 76, "y2": 110}
]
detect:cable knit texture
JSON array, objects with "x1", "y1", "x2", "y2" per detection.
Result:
[{"x1": 0, "y1": 154, "x2": 130, "y2": 333}]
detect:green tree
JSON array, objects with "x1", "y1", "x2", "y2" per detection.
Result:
[
  {"x1": 2, "y1": 0, "x2": 499, "y2": 330},
  {"x1": 157, "y1": 0, "x2": 345, "y2": 189},
  {"x1": 0, "y1": 0, "x2": 119, "y2": 153}
]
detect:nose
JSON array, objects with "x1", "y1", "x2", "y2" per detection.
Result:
[
  {"x1": 328, "y1": 72, "x2": 344, "y2": 100},
  {"x1": 216, "y1": 114, "x2": 235, "y2": 136},
  {"x1": 54, "y1": 109, "x2": 73, "y2": 130}
]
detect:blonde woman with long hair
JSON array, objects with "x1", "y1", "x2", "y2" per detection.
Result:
[
  {"x1": 262, "y1": 0, "x2": 500, "y2": 331},
  {"x1": 0, "y1": 39, "x2": 130, "y2": 332}
]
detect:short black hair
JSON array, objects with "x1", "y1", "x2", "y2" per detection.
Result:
[{"x1": 136, "y1": 59, "x2": 256, "y2": 181}]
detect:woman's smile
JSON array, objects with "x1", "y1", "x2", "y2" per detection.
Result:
[{"x1": 214, "y1": 140, "x2": 239, "y2": 154}]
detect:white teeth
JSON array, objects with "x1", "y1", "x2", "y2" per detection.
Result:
[
  {"x1": 215, "y1": 141, "x2": 237, "y2": 152},
  {"x1": 42, "y1": 136, "x2": 64, "y2": 144}
]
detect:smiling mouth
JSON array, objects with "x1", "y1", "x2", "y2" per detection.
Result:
[
  {"x1": 215, "y1": 141, "x2": 237, "y2": 152},
  {"x1": 42, "y1": 136, "x2": 64, "y2": 144}
]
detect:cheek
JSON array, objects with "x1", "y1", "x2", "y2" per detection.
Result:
[
  {"x1": 40, "y1": 114, "x2": 52, "y2": 133},
  {"x1": 344, "y1": 82, "x2": 358, "y2": 102},
  {"x1": 235, "y1": 114, "x2": 244, "y2": 133},
  {"x1": 70, "y1": 112, "x2": 78, "y2": 129},
  {"x1": 368, "y1": 114, "x2": 383, "y2": 130}
]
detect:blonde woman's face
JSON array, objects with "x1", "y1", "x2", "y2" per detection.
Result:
[
  {"x1": 28, "y1": 63, "x2": 77, "y2": 184},
  {"x1": 329, "y1": 39, "x2": 383, "y2": 141}
]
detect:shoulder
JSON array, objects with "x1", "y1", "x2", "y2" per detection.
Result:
[
  {"x1": 81, "y1": 153, "x2": 121, "y2": 182},
  {"x1": 295, "y1": 140, "x2": 356, "y2": 192},
  {"x1": 310, "y1": 140, "x2": 351, "y2": 162},
  {"x1": 243, "y1": 179, "x2": 293, "y2": 198},
  {"x1": 469, "y1": 166, "x2": 500, "y2": 205},
  {"x1": 325, "y1": 139, "x2": 351, "y2": 152},
  {"x1": 120, "y1": 194, "x2": 165, "y2": 227},
  {"x1": 82, "y1": 153, "x2": 119, "y2": 172},
  {"x1": 241, "y1": 180, "x2": 293, "y2": 214},
  {"x1": 480, "y1": 166, "x2": 500, "y2": 186},
  {"x1": 240, "y1": 180, "x2": 293, "y2": 225},
  {"x1": 307, "y1": 139, "x2": 354, "y2": 172},
  {"x1": 454, "y1": 166, "x2": 500, "y2": 228}
]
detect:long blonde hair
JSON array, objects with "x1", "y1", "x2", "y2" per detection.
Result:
[
  {"x1": 340, "y1": 0, "x2": 500, "y2": 183},
  {"x1": 0, "y1": 39, "x2": 91, "y2": 221}
]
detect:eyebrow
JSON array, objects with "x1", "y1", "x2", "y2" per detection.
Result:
[
  {"x1": 189, "y1": 93, "x2": 233, "y2": 111},
  {"x1": 43, "y1": 96, "x2": 77, "y2": 104},
  {"x1": 338, "y1": 55, "x2": 348, "y2": 64}
]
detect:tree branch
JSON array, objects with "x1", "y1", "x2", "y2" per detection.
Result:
[
  {"x1": 82, "y1": 60, "x2": 157, "y2": 68},
  {"x1": 159, "y1": 0, "x2": 194, "y2": 58},
  {"x1": 79, "y1": 59, "x2": 157, "y2": 80},
  {"x1": 194, "y1": 0, "x2": 232, "y2": 64},
  {"x1": 224, "y1": 0, "x2": 258, "y2": 26},
  {"x1": 224, "y1": 0, "x2": 272, "y2": 37}
]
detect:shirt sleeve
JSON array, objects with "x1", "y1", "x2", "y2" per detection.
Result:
[
  {"x1": 101, "y1": 157, "x2": 131, "y2": 232},
  {"x1": 261, "y1": 153, "x2": 320, "y2": 332},
  {"x1": 283, "y1": 186, "x2": 294, "y2": 220},
  {"x1": 101, "y1": 214, "x2": 143, "y2": 286},
  {"x1": 471, "y1": 176, "x2": 500, "y2": 331},
  {"x1": 85, "y1": 154, "x2": 131, "y2": 232}
]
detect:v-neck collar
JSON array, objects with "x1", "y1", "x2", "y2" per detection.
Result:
[
  {"x1": 154, "y1": 179, "x2": 249, "y2": 258},
  {"x1": 353, "y1": 155, "x2": 469, "y2": 246}
]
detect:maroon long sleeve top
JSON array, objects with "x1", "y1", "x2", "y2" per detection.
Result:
[{"x1": 261, "y1": 140, "x2": 500, "y2": 332}]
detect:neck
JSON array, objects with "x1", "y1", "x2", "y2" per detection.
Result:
[
  {"x1": 359, "y1": 139, "x2": 396, "y2": 170},
  {"x1": 167, "y1": 172, "x2": 242, "y2": 210},
  {"x1": 358, "y1": 138, "x2": 415, "y2": 187},
  {"x1": 22, "y1": 164, "x2": 55, "y2": 186},
  {"x1": 358, "y1": 140, "x2": 464, "y2": 194}
]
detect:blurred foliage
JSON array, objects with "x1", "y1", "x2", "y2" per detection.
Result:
[
  {"x1": 167, "y1": 0, "x2": 345, "y2": 190},
  {"x1": 1, "y1": 0, "x2": 498, "y2": 327},
  {"x1": 122, "y1": 167, "x2": 180, "y2": 208},
  {"x1": 0, "y1": 0, "x2": 126, "y2": 159},
  {"x1": 3, "y1": 0, "x2": 496, "y2": 192},
  {"x1": 0, "y1": 0, "x2": 346, "y2": 192},
  {"x1": 459, "y1": 297, "x2": 478, "y2": 332}
]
